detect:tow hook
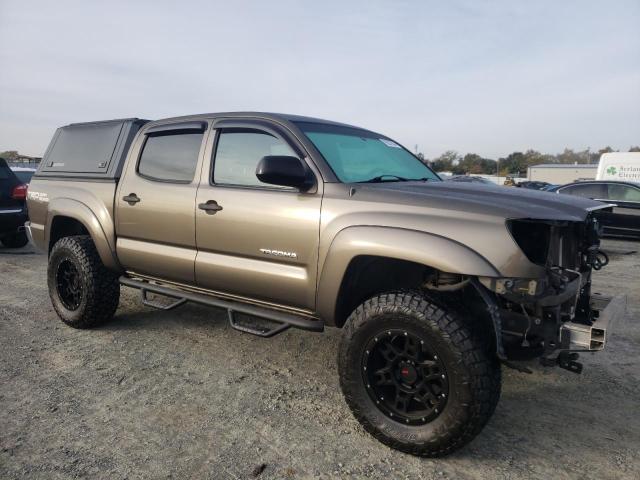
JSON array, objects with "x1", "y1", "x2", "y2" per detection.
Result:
[
  {"x1": 586, "y1": 246, "x2": 609, "y2": 271},
  {"x1": 540, "y1": 351, "x2": 583, "y2": 374}
]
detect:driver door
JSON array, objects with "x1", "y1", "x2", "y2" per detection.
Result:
[{"x1": 194, "y1": 120, "x2": 322, "y2": 311}]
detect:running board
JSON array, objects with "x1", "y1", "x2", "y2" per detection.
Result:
[{"x1": 119, "y1": 276, "x2": 324, "y2": 336}]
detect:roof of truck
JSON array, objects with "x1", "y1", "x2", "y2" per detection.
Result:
[
  {"x1": 62, "y1": 112, "x2": 374, "y2": 136},
  {"x1": 147, "y1": 111, "x2": 364, "y2": 129}
]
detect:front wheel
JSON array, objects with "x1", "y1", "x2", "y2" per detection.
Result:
[
  {"x1": 48, "y1": 235, "x2": 120, "y2": 328},
  {"x1": 338, "y1": 291, "x2": 501, "y2": 457}
]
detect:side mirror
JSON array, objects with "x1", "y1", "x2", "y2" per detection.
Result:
[{"x1": 255, "y1": 155, "x2": 314, "y2": 191}]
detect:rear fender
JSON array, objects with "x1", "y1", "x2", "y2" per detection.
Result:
[{"x1": 46, "y1": 198, "x2": 120, "y2": 271}]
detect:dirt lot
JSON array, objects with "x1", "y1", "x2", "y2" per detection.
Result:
[{"x1": 1, "y1": 239, "x2": 639, "y2": 479}]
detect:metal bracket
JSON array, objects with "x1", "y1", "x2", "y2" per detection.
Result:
[
  {"x1": 141, "y1": 288, "x2": 187, "y2": 310},
  {"x1": 541, "y1": 351, "x2": 583, "y2": 374},
  {"x1": 227, "y1": 309, "x2": 290, "y2": 338},
  {"x1": 470, "y1": 277, "x2": 506, "y2": 360}
]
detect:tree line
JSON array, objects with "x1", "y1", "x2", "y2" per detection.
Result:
[{"x1": 420, "y1": 146, "x2": 640, "y2": 176}]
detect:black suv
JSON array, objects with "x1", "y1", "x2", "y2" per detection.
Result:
[{"x1": 0, "y1": 158, "x2": 33, "y2": 248}]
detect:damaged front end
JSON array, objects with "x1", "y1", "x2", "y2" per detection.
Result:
[{"x1": 476, "y1": 213, "x2": 626, "y2": 373}]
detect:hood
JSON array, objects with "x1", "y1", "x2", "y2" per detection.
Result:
[{"x1": 355, "y1": 181, "x2": 607, "y2": 222}]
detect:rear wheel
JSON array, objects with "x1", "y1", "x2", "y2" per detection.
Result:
[
  {"x1": 1, "y1": 231, "x2": 29, "y2": 248},
  {"x1": 338, "y1": 291, "x2": 501, "y2": 457},
  {"x1": 48, "y1": 235, "x2": 120, "y2": 328}
]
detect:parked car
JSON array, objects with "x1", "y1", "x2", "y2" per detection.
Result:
[
  {"x1": 0, "y1": 158, "x2": 32, "y2": 248},
  {"x1": 517, "y1": 180, "x2": 551, "y2": 190},
  {"x1": 27, "y1": 113, "x2": 622, "y2": 457},
  {"x1": 551, "y1": 180, "x2": 640, "y2": 238},
  {"x1": 446, "y1": 175, "x2": 496, "y2": 185}
]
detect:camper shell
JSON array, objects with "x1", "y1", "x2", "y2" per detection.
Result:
[{"x1": 36, "y1": 118, "x2": 149, "y2": 180}]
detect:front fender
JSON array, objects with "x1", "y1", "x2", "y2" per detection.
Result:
[
  {"x1": 315, "y1": 226, "x2": 499, "y2": 325},
  {"x1": 46, "y1": 198, "x2": 120, "y2": 270}
]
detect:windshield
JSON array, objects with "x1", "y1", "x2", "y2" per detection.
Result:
[{"x1": 296, "y1": 122, "x2": 440, "y2": 183}]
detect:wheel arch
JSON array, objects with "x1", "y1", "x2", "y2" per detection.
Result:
[
  {"x1": 46, "y1": 198, "x2": 121, "y2": 271},
  {"x1": 316, "y1": 226, "x2": 500, "y2": 327}
]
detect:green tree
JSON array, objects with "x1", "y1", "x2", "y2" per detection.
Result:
[
  {"x1": 431, "y1": 150, "x2": 460, "y2": 172},
  {"x1": 0, "y1": 150, "x2": 20, "y2": 160},
  {"x1": 497, "y1": 152, "x2": 527, "y2": 175},
  {"x1": 458, "y1": 153, "x2": 496, "y2": 174}
]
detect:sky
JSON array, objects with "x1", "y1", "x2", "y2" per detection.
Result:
[{"x1": 0, "y1": 0, "x2": 638, "y2": 159}]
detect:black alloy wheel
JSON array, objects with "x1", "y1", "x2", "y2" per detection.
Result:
[
  {"x1": 363, "y1": 329, "x2": 448, "y2": 425},
  {"x1": 338, "y1": 291, "x2": 501, "y2": 457},
  {"x1": 55, "y1": 258, "x2": 83, "y2": 311},
  {"x1": 47, "y1": 235, "x2": 120, "y2": 328}
]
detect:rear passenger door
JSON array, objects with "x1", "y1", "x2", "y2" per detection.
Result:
[
  {"x1": 116, "y1": 121, "x2": 208, "y2": 284},
  {"x1": 194, "y1": 119, "x2": 322, "y2": 311}
]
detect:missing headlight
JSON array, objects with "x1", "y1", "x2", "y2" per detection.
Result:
[{"x1": 507, "y1": 219, "x2": 551, "y2": 265}]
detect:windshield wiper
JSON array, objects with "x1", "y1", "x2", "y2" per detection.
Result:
[
  {"x1": 358, "y1": 175, "x2": 409, "y2": 183},
  {"x1": 358, "y1": 175, "x2": 433, "y2": 183}
]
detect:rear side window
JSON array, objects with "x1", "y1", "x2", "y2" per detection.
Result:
[
  {"x1": 138, "y1": 133, "x2": 203, "y2": 182},
  {"x1": 607, "y1": 184, "x2": 640, "y2": 202},
  {"x1": 213, "y1": 129, "x2": 296, "y2": 187},
  {"x1": 559, "y1": 183, "x2": 606, "y2": 199}
]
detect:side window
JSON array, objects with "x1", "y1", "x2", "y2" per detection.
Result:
[
  {"x1": 138, "y1": 132, "x2": 203, "y2": 182},
  {"x1": 213, "y1": 129, "x2": 296, "y2": 187},
  {"x1": 560, "y1": 183, "x2": 606, "y2": 199},
  {"x1": 608, "y1": 184, "x2": 640, "y2": 202}
]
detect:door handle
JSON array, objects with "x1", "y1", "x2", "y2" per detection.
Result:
[
  {"x1": 198, "y1": 200, "x2": 223, "y2": 214},
  {"x1": 123, "y1": 193, "x2": 140, "y2": 205}
]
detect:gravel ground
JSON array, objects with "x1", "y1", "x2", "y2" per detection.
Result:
[{"x1": 1, "y1": 239, "x2": 639, "y2": 479}]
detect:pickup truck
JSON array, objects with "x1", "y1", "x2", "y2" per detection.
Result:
[{"x1": 26, "y1": 113, "x2": 624, "y2": 457}]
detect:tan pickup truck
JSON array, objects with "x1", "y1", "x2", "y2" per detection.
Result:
[{"x1": 26, "y1": 112, "x2": 624, "y2": 457}]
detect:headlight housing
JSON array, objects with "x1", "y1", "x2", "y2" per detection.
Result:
[{"x1": 507, "y1": 219, "x2": 551, "y2": 266}]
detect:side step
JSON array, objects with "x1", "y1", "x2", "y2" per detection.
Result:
[{"x1": 119, "y1": 276, "x2": 324, "y2": 337}]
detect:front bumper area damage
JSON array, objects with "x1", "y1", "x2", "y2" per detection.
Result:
[
  {"x1": 475, "y1": 213, "x2": 626, "y2": 373},
  {"x1": 560, "y1": 293, "x2": 626, "y2": 351}
]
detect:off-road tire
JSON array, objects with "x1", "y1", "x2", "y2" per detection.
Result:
[
  {"x1": 48, "y1": 235, "x2": 120, "y2": 328},
  {"x1": 1, "y1": 231, "x2": 29, "y2": 248},
  {"x1": 338, "y1": 291, "x2": 501, "y2": 457}
]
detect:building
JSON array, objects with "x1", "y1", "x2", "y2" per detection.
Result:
[
  {"x1": 527, "y1": 164, "x2": 597, "y2": 184},
  {"x1": 4, "y1": 156, "x2": 41, "y2": 168}
]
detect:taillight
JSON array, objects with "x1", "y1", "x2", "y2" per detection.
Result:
[{"x1": 11, "y1": 183, "x2": 28, "y2": 200}]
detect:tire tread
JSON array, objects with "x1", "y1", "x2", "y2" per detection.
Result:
[
  {"x1": 338, "y1": 290, "x2": 501, "y2": 457},
  {"x1": 48, "y1": 235, "x2": 119, "y2": 328}
]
